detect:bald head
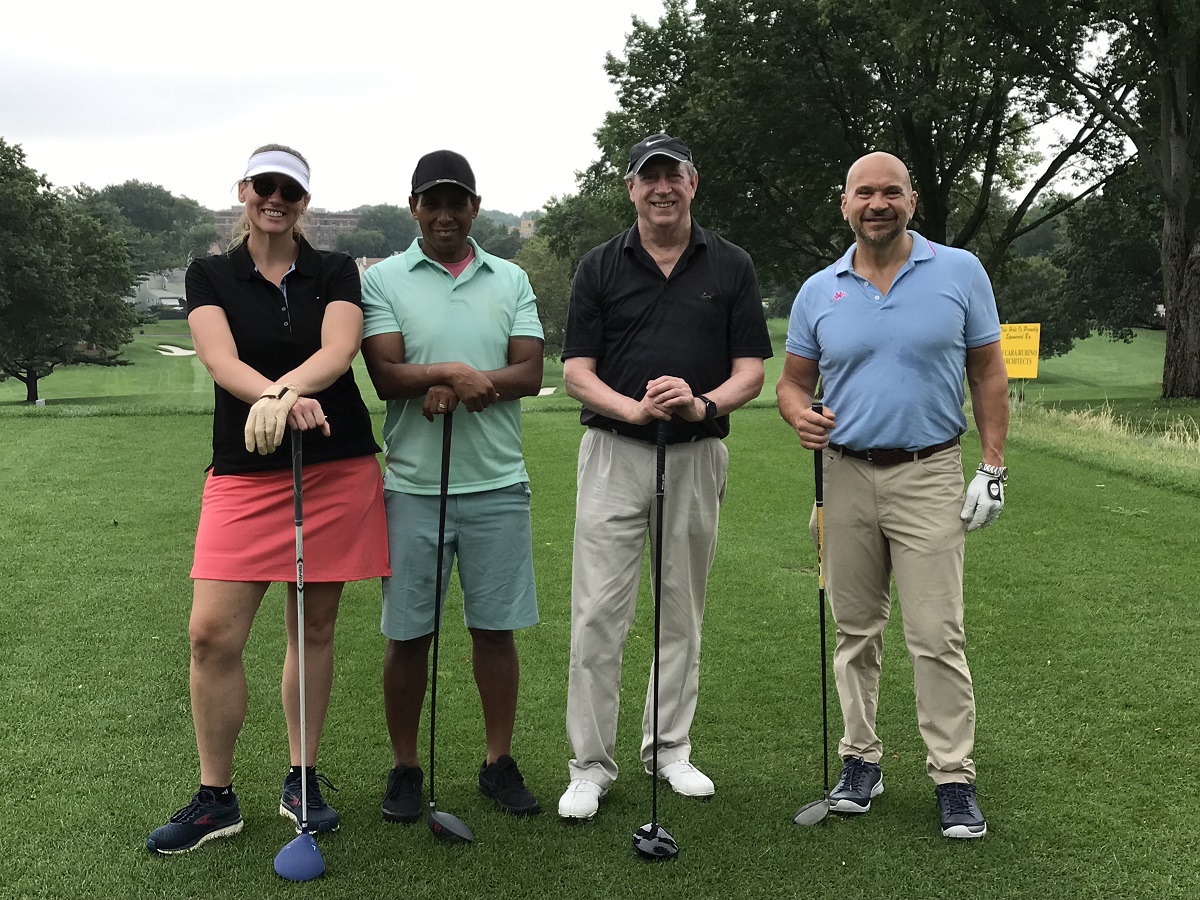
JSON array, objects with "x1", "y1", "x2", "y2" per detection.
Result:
[
  {"x1": 844, "y1": 152, "x2": 912, "y2": 193},
  {"x1": 841, "y1": 152, "x2": 917, "y2": 248}
]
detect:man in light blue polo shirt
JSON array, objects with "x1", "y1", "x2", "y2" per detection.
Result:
[
  {"x1": 361, "y1": 149, "x2": 545, "y2": 824},
  {"x1": 777, "y1": 151, "x2": 1009, "y2": 839}
]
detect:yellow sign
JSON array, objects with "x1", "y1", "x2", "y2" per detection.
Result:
[{"x1": 1000, "y1": 323, "x2": 1040, "y2": 379}]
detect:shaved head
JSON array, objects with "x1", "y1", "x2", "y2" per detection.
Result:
[
  {"x1": 845, "y1": 152, "x2": 912, "y2": 193},
  {"x1": 841, "y1": 152, "x2": 917, "y2": 248}
]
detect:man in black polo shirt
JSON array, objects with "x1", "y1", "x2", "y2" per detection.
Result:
[{"x1": 556, "y1": 134, "x2": 773, "y2": 821}]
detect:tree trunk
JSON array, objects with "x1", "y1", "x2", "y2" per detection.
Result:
[
  {"x1": 1160, "y1": 203, "x2": 1200, "y2": 398},
  {"x1": 20, "y1": 370, "x2": 38, "y2": 404}
]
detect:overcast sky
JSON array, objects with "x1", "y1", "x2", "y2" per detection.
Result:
[{"x1": 1, "y1": 0, "x2": 671, "y2": 215}]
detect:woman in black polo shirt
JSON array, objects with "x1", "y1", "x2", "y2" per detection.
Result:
[{"x1": 147, "y1": 144, "x2": 388, "y2": 855}]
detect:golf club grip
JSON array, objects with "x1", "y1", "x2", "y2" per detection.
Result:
[
  {"x1": 812, "y1": 401, "x2": 823, "y2": 590},
  {"x1": 291, "y1": 428, "x2": 303, "y2": 527},
  {"x1": 811, "y1": 400, "x2": 823, "y2": 507},
  {"x1": 656, "y1": 421, "x2": 666, "y2": 496}
]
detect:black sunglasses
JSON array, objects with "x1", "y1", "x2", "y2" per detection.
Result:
[{"x1": 247, "y1": 175, "x2": 306, "y2": 203}]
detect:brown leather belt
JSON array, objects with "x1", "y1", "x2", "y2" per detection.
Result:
[{"x1": 829, "y1": 436, "x2": 959, "y2": 467}]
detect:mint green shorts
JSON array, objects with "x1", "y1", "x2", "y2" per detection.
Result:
[{"x1": 381, "y1": 483, "x2": 539, "y2": 641}]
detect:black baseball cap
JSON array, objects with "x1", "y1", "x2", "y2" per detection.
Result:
[
  {"x1": 626, "y1": 133, "x2": 693, "y2": 176},
  {"x1": 411, "y1": 149, "x2": 478, "y2": 197}
]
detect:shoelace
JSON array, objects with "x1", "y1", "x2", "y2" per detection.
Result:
[
  {"x1": 170, "y1": 790, "x2": 215, "y2": 823},
  {"x1": 290, "y1": 772, "x2": 338, "y2": 806},
  {"x1": 840, "y1": 759, "x2": 872, "y2": 792},
  {"x1": 939, "y1": 784, "x2": 976, "y2": 815}
]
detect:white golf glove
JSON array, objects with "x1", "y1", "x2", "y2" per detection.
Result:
[
  {"x1": 244, "y1": 383, "x2": 300, "y2": 455},
  {"x1": 960, "y1": 465, "x2": 1005, "y2": 532}
]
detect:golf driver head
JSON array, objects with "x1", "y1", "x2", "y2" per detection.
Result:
[
  {"x1": 428, "y1": 808, "x2": 474, "y2": 844},
  {"x1": 792, "y1": 796, "x2": 831, "y2": 826},
  {"x1": 273, "y1": 831, "x2": 325, "y2": 882},
  {"x1": 633, "y1": 822, "x2": 679, "y2": 860}
]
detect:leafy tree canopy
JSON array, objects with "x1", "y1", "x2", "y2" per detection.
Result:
[
  {"x1": 335, "y1": 228, "x2": 390, "y2": 259},
  {"x1": 89, "y1": 180, "x2": 215, "y2": 273},
  {"x1": 470, "y1": 216, "x2": 526, "y2": 259},
  {"x1": 356, "y1": 204, "x2": 417, "y2": 254},
  {"x1": 979, "y1": 0, "x2": 1200, "y2": 395},
  {"x1": 579, "y1": 0, "x2": 1124, "y2": 289},
  {"x1": 0, "y1": 139, "x2": 138, "y2": 402},
  {"x1": 512, "y1": 235, "x2": 572, "y2": 356}
]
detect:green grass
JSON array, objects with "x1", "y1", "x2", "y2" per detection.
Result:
[
  {"x1": 4, "y1": 321, "x2": 1200, "y2": 898},
  {"x1": 3, "y1": 400, "x2": 1200, "y2": 899},
  {"x1": 1014, "y1": 329, "x2": 1200, "y2": 429}
]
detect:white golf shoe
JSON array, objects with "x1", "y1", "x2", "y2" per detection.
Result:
[
  {"x1": 648, "y1": 760, "x2": 715, "y2": 798},
  {"x1": 557, "y1": 779, "x2": 607, "y2": 820}
]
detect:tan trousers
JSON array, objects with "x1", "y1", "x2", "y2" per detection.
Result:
[
  {"x1": 566, "y1": 429, "x2": 727, "y2": 788},
  {"x1": 811, "y1": 444, "x2": 977, "y2": 783}
]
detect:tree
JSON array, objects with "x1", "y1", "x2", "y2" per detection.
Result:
[
  {"x1": 979, "y1": 0, "x2": 1200, "y2": 396},
  {"x1": 480, "y1": 208, "x2": 521, "y2": 228},
  {"x1": 512, "y1": 235, "x2": 572, "y2": 356},
  {"x1": 470, "y1": 216, "x2": 525, "y2": 259},
  {"x1": 356, "y1": 204, "x2": 417, "y2": 254},
  {"x1": 536, "y1": 182, "x2": 630, "y2": 273},
  {"x1": 1052, "y1": 161, "x2": 1163, "y2": 339},
  {"x1": 92, "y1": 180, "x2": 215, "y2": 273},
  {"x1": 0, "y1": 140, "x2": 137, "y2": 403},
  {"x1": 336, "y1": 228, "x2": 389, "y2": 259},
  {"x1": 580, "y1": 0, "x2": 1124, "y2": 293},
  {"x1": 993, "y1": 256, "x2": 1083, "y2": 357}
]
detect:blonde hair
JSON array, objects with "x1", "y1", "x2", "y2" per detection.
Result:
[{"x1": 227, "y1": 143, "x2": 312, "y2": 250}]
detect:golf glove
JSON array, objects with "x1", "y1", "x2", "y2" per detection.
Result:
[
  {"x1": 960, "y1": 467, "x2": 1004, "y2": 532},
  {"x1": 244, "y1": 383, "x2": 300, "y2": 455}
]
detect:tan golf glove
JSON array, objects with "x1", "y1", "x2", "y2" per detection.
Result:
[{"x1": 244, "y1": 383, "x2": 300, "y2": 455}]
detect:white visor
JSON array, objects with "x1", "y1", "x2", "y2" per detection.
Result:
[{"x1": 243, "y1": 149, "x2": 310, "y2": 193}]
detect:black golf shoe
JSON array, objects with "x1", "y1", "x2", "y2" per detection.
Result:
[
  {"x1": 829, "y1": 756, "x2": 884, "y2": 813},
  {"x1": 936, "y1": 782, "x2": 987, "y2": 838},
  {"x1": 382, "y1": 764, "x2": 424, "y2": 824},
  {"x1": 146, "y1": 789, "x2": 243, "y2": 854},
  {"x1": 479, "y1": 755, "x2": 540, "y2": 815},
  {"x1": 279, "y1": 768, "x2": 340, "y2": 833}
]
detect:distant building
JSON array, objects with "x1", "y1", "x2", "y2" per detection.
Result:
[
  {"x1": 519, "y1": 218, "x2": 538, "y2": 238},
  {"x1": 208, "y1": 206, "x2": 362, "y2": 250},
  {"x1": 210, "y1": 206, "x2": 241, "y2": 239},
  {"x1": 127, "y1": 271, "x2": 187, "y2": 313}
]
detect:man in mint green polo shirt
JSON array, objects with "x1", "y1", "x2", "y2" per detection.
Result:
[{"x1": 361, "y1": 149, "x2": 545, "y2": 824}]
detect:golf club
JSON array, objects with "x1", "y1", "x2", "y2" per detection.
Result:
[
  {"x1": 633, "y1": 420, "x2": 679, "y2": 861},
  {"x1": 427, "y1": 411, "x2": 474, "y2": 845},
  {"x1": 274, "y1": 429, "x2": 326, "y2": 881},
  {"x1": 794, "y1": 399, "x2": 832, "y2": 827}
]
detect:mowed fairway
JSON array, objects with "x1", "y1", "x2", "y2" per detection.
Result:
[{"x1": 2, "y1": 330, "x2": 1199, "y2": 899}]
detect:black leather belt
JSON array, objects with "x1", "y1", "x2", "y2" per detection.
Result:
[
  {"x1": 829, "y1": 436, "x2": 959, "y2": 467},
  {"x1": 598, "y1": 427, "x2": 706, "y2": 445}
]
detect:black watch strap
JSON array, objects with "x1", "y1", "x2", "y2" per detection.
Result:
[{"x1": 698, "y1": 395, "x2": 718, "y2": 420}]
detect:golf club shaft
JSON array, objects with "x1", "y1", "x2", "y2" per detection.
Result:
[
  {"x1": 812, "y1": 400, "x2": 829, "y2": 796},
  {"x1": 651, "y1": 420, "x2": 667, "y2": 825},
  {"x1": 291, "y1": 428, "x2": 309, "y2": 833},
  {"x1": 428, "y1": 412, "x2": 453, "y2": 808}
]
